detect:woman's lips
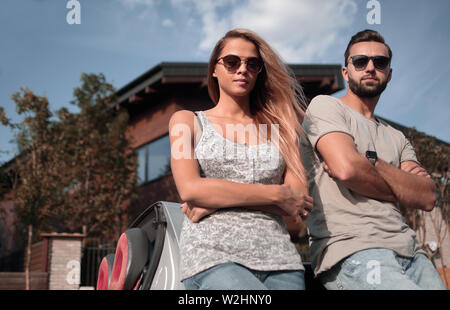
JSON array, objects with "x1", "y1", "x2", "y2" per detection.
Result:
[{"x1": 233, "y1": 79, "x2": 248, "y2": 86}]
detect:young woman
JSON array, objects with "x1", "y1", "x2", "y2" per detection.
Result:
[{"x1": 169, "y1": 29, "x2": 313, "y2": 290}]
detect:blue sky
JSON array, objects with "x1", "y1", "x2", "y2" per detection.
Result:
[{"x1": 1, "y1": 0, "x2": 449, "y2": 164}]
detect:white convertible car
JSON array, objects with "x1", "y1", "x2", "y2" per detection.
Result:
[{"x1": 96, "y1": 201, "x2": 324, "y2": 290}]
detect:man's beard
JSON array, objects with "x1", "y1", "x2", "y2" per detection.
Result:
[{"x1": 348, "y1": 76, "x2": 388, "y2": 98}]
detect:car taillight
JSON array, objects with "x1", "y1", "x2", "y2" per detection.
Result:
[
  {"x1": 106, "y1": 228, "x2": 149, "y2": 290},
  {"x1": 96, "y1": 253, "x2": 115, "y2": 290},
  {"x1": 108, "y1": 233, "x2": 129, "y2": 290}
]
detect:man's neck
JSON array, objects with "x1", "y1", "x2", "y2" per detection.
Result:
[{"x1": 339, "y1": 90, "x2": 379, "y2": 121}]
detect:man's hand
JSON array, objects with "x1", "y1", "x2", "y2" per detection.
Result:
[
  {"x1": 181, "y1": 202, "x2": 216, "y2": 223},
  {"x1": 401, "y1": 161, "x2": 431, "y2": 178},
  {"x1": 376, "y1": 159, "x2": 436, "y2": 211}
]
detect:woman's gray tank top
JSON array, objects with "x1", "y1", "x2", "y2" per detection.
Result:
[{"x1": 179, "y1": 111, "x2": 304, "y2": 281}]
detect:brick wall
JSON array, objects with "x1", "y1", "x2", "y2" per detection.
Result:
[
  {"x1": 42, "y1": 233, "x2": 85, "y2": 290},
  {"x1": 126, "y1": 92, "x2": 213, "y2": 149},
  {"x1": 126, "y1": 99, "x2": 179, "y2": 149}
]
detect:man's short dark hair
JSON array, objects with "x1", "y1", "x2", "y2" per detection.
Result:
[{"x1": 344, "y1": 29, "x2": 393, "y2": 66}]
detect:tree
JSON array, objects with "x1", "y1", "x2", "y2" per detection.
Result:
[
  {"x1": 1, "y1": 90, "x2": 61, "y2": 289},
  {"x1": 0, "y1": 73, "x2": 138, "y2": 287},
  {"x1": 53, "y1": 73, "x2": 138, "y2": 241},
  {"x1": 402, "y1": 127, "x2": 449, "y2": 287}
]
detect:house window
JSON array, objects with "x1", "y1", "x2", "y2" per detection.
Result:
[{"x1": 137, "y1": 135, "x2": 171, "y2": 185}]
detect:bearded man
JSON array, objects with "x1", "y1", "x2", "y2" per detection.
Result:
[{"x1": 302, "y1": 29, "x2": 445, "y2": 290}]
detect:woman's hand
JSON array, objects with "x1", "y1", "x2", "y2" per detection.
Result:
[
  {"x1": 277, "y1": 184, "x2": 313, "y2": 224},
  {"x1": 181, "y1": 202, "x2": 216, "y2": 223}
]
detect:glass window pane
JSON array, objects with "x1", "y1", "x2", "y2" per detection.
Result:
[
  {"x1": 147, "y1": 135, "x2": 171, "y2": 182},
  {"x1": 137, "y1": 145, "x2": 147, "y2": 184}
]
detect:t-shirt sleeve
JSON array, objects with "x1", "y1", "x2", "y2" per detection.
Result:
[
  {"x1": 302, "y1": 95, "x2": 353, "y2": 149},
  {"x1": 400, "y1": 137, "x2": 420, "y2": 164}
]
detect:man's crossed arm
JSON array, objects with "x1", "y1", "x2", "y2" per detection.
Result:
[{"x1": 317, "y1": 132, "x2": 436, "y2": 211}]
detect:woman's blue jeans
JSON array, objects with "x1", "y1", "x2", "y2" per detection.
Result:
[{"x1": 183, "y1": 262, "x2": 305, "y2": 290}]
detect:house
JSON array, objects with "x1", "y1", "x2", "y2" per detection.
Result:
[{"x1": 118, "y1": 62, "x2": 345, "y2": 225}]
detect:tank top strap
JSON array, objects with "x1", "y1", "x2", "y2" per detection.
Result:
[{"x1": 193, "y1": 111, "x2": 203, "y2": 132}]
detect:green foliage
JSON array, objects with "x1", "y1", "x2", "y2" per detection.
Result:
[
  {"x1": 402, "y1": 127, "x2": 449, "y2": 271},
  {"x1": 7, "y1": 89, "x2": 58, "y2": 230},
  {"x1": 54, "y1": 73, "x2": 138, "y2": 240},
  {"x1": 403, "y1": 128, "x2": 449, "y2": 224},
  {"x1": 2, "y1": 73, "x2": 138, "y2": 241}
]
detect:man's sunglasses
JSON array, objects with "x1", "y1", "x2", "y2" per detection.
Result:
[
  {"x1": 349, "y1": 55, "x2": 391, "y2": 71},
  {"x1": 216, "y1": 54, "x2": 264, "y2": 74}
]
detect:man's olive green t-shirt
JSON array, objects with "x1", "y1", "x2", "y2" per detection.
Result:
[{"x1": 302, "y1": 95, "x2": 424, "y2": 276}]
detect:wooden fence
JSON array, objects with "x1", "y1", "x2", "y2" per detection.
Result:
[
  {"x1": 0, "y1": 239, "x2": 50, "y2": 289},
  {"x1": 0, "y1": 272, "x2": 48, "y2": 290}
]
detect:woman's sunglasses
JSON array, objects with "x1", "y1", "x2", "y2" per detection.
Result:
[
  {"x1": 349, "y1": 55, "x2": 391, "y2": 71},
  {"x1": 216, "y1": 54, "x2": 264, "y2": 74}
]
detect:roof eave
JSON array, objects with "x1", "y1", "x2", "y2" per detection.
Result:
[{"x1": 115, "y1": 62, "x2": 345, "y2": 106}]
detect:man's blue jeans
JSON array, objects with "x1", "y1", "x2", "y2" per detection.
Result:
[
  {"x1": 319, "y1": 248, "x2": 446, "y2": 290},
  {"x1": 183, "y1": 262, "x2": 305, "y2": 290}
]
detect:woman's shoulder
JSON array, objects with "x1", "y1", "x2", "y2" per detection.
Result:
[{"x1": 169, "y1": 110, "x2": 197, "y2": 128}]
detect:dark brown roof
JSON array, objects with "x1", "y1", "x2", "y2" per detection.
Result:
[{"x1": 115, "y1": 62, "x2": 345, "y2": 105}]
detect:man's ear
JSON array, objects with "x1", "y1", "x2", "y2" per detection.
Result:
[
  {"x1": 387, "y1": 68, "x2": 392, "y2": 83},
  {"x1": 342, "y1": 66, "x2": 349, "y2": 83}
]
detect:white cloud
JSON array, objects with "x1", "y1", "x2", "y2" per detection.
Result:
[
  {"x1": 162, "y1": 18, "x2": 175, "y2": 27},
  {"x1": 117, "y1": 0, "x2": 157, "y2": 20},
  {"x1": 118, "y1": 0, "x2": 155, "y2": 9},
  {"x1": 170, "y1": 0, "x2": 358, "y2": 62},
  {"x1": 115, "y1": 0, "x2": 358, "y2": 62}
]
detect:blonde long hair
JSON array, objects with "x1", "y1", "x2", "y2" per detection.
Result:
[{"x1": 207, "y1": 29, "x2": 308, "y2": 184}]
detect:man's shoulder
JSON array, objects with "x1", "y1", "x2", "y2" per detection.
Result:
[
  {"x1": 309, "y1": 94, "x2": 339, "y2": 105},
  {"x1": 307, "y1": 95, "x2": 344, "y2": 113},
  {"x1": 377, "y1": 118, "x2": 408, "y2": 141}
]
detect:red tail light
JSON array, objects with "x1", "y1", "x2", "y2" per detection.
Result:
[
  {"x1": 96, "y1": 254, "x2": 115, "y2": 290},
  {"x1": 108, "y1": 233, "x2": 129, "y2": 290},
  {"x1": 105, "y1": 228, "x2": 149, "y2": 290}
]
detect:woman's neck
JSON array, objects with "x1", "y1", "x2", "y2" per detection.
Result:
[{"x1": 213, "y1": 93, "x2": 252, "y2": 120}]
